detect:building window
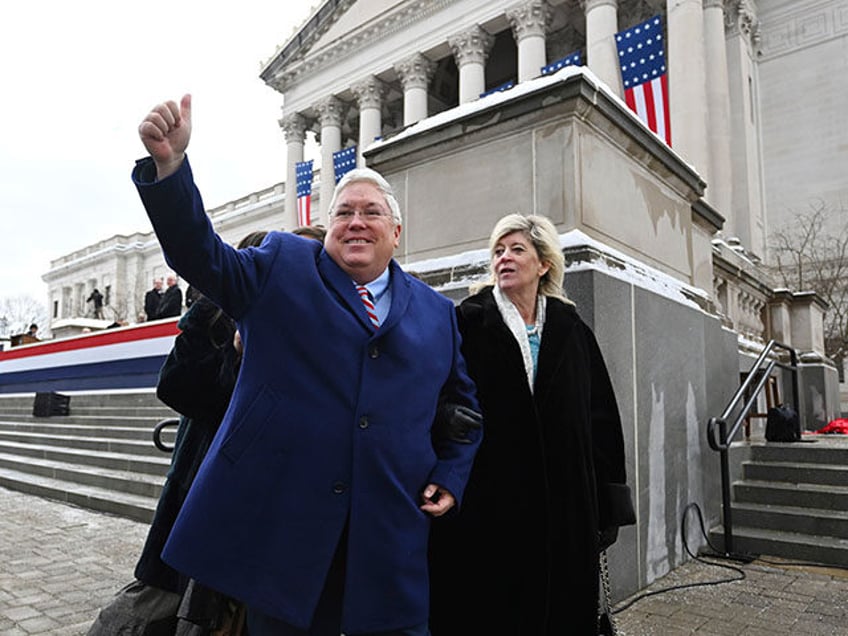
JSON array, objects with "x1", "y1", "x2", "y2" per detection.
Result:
[
  {"x1": 104, "y1": 285, "x2": 111, "y2": 306},
  {"x1": 53, "y1": 300, "x2": 59, "y2": 318}
]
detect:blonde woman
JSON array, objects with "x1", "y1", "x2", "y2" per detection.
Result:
[{"x1": 429, "y1": 214, "x2": 634, "y2": 635}]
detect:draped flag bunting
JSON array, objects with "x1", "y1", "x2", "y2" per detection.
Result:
[
  {"x1": 295, "y1": 160, "x2": 314, "y2": 227},
  {"x1": 479, "y1": 81, "x2": 515, "y2": 99},
  {"x1": 615, "y1": 15, "x2": 671, "y2": 146},
  {"x1": 540, "y1": 51, "x2": 582, "y2": 76},
  {"x1": 333, "y1": 146, "x2": 357, "y2": 184}
]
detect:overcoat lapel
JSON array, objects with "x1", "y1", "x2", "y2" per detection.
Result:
[
  {"x1": 476, "y1": 289, "x2": 534, "y2": 398},
  {"x1": 534, "y1": 299, "x2": 579, "y2": 406},
  {"x1": 378, "y1": 261, "x2": 411, "y2": 334},
  {"x1": 316, "y1": 249, "x2": 382, "y2": 333}
]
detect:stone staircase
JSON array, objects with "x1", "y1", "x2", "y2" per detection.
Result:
[
  {"x1": 710, "y1": 436, "x2": 848, "y2": 567},
  {"x1": 0, "y1": 391, "x2": 178, "y2": 523}
]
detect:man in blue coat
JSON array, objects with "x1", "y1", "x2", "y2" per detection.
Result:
[{"x1": 133, "y1": 94, "x2": 481, "y2": 636}]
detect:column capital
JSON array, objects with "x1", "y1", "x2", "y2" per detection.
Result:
[
  {"x1": 506, "y1": 1, "x2": 551, "y2": 42},
  {"x1": 278, "y1": 112, "x2": 307, "y2": 143},
  {"x1": 726, "y1": 0, "x2": 760, "y2": 47},
  {"x1": 703, "y1": 0, "x2": 725, "y2": 9},
  {"x1": 579, "y1": 0, "x2": 618, "y2": 12},
  {"x1": 394, "y1": 53, "x2": 437, "y2": 91},
  {"x1": 314, "y1": 95, "x2": 344, "y2": 128},
  {"x1": 351, "y1": 75, "x2": 386, "y2": 110},
  {"x1": 448, "y1": 25, "x2": 495, "y2": 67}
]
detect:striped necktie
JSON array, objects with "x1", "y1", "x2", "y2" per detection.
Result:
[{"x1": 356, "y1": 285, "x2": 380, "y2": 329}]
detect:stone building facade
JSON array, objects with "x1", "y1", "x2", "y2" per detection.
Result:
[
  {"x1": 42, "y1": 0, "x2": 845, "y2": 600},
  {"x1": 43, "y1": 184, "x2": 285, "y2": 331}
]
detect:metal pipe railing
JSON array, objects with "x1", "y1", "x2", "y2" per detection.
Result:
[
  {"x1": 705, "y1": 339, "x2": 799, "y2": 555},
  {"x1": 153, "y1": 418, "x2": 180, "y2": 453}
]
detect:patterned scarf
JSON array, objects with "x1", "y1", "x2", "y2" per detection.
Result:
[{"x1": 493, "y1": 285, "x2": 546, "y2": 393}]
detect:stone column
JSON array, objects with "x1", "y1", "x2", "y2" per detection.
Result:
[
  {"x1": 506, "y1": 1, "x2": 551, "y2": 83},
  {"x1": 703, "y1": 0, "x2": 732, "y2": 220},
  {"x1": 395, "y1": 53, "x2": 436, "y2": 126},
  {"x1": 448, "y1": 25, "x2": 495, "y2": 104},
  {"x1": 352, "y1": 76, "x2": 385, "y2": 166},
  {"x1": 725, "y1": 0, "x2": 765, "y2": 259},
  {"x1": 667, "y1": 0, "x2": 710, "y2": 187},
  {"x1": 314, "y1": 96, "x2": 344, "y2": 219},
  {"x1": 279, "y1": 112, "x2": 307, "y2": 231},
  {"x1": 581, "y1": 0, "x2": 622, "y2": 95}
]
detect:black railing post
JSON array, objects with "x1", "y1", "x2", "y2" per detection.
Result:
[
  {"x1": 707, "y1": 339, "x2": 800, "y2": 559},
  {"x1": 718, "y1": 418, "x2": 734, "y2": 555},
  {"x1": 788, "y1": 347, "x2": 800, "y2": 417}
]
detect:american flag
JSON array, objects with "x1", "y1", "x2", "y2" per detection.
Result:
[
  {"x1": 615, "y1": 15, "x2": 671, "y2": 146},
  {"x1": 479, "y1": 81, "x2": 515, "y2": 99},
  {"x1": 333, "y1": 146, "x2": 357, "y2": 184},
  {"x1": 295, "y1": 160, "x2": 314, "y2": 227},
  {"x1": 540, "y1": 51, "x2": 582, "y2": 76}
]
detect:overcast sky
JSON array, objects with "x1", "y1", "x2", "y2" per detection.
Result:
[{"x1": 0, "y1": 1, "x2": 316, "y2": 300}]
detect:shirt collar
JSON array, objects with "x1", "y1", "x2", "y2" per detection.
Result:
[{"x1": 356, "y1": 267, "x2": 390, "y2": 302}]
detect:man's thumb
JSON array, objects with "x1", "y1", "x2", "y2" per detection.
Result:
[{"x1": 180, "y1": 93, "x2": 192, "y2": 125}]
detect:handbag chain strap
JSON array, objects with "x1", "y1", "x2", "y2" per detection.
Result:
[{"x1": 598, "y1": 549, "x2": 619, "y2": 635}]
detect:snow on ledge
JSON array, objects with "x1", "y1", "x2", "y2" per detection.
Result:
[{"x1": 402, "y1": 228, "x2": 710, "y2": 312}]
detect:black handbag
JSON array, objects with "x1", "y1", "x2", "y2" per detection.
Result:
[{"x1": 765, "y1": 404, "x2": 801, "y2": 442}]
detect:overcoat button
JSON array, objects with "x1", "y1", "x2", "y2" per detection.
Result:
[
  {"x1": 333, "y1": 482, "x2": 347, "y2": 494},
  {"x1": 359, "y1": 417, "x2": 369, "y2": 429},
  {"x1": 369, "y1": 346, "x2": 379, "y2": 359}
]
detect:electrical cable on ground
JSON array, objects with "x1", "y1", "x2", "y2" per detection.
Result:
[
  {"x1": 612, "y1": 499, "x2": 848, "y2": 615},
  {"x1": 611, "y1": 502, "x2": 746, "y2": 614}
]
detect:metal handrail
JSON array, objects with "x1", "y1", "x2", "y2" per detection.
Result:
[
  {"x1": 153, "y1": 418, "x2": 180, "y2": 453},
  {"x1": 705, "y1": 339, "x2": 799, "y2": 555}
]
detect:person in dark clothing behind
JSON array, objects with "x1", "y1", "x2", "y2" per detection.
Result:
[
  {"x1": 145, "y1": 277, "x2": 164, "y2": 321},
  {"x1": 86, "y1": 288, "x2": 105, "y2": 319},
  {"x1": 157, "y1": 272, "x2": 183, "y2": 318},
  {"x1": 291, "y1": 224, "x2": 326, "y2": 242},
  {"x1": 87, "y1": 231, "x2": 268, "y2": 636},
  {"x1": 184, "y1": 284, "x2": 202, "y2": 309}
]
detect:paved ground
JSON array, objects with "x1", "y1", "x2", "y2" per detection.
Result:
[
  {"x1": 613, "y1": 555, "x2": 848, "y2": 635},
  {"x1": 1, "y1": 486, "x2": 847, "y2": 635}
]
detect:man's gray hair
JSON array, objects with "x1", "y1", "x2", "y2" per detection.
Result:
[{"x1": 327, "y1": 167, "x2": 402, "y2": 225}]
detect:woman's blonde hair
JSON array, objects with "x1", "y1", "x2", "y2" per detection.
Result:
[{"x1": 474, "y1": 213, "x2": 571, "y2": 303}]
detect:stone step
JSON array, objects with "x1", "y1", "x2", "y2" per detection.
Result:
[
  {"x1": 730, "y1": 501, "x2": 848, "y2": 540},
  {"x1": 0, "y1": 390, "x2": 163, "y2": 408},
  {"x1": 708, "y1": 525, "x2": 848, "y2": 568},
  {"x1": 733, "y1": 479, "x2": 848, "y2": 511},
  {"x1": 0, "y1": 429, "x2": 171, "y2": 457},
  {"x1": 0, "y1": 465, "x2": 157, "y2": 523},
  {"x1": 750, "y1": 441, "x2": 848, "y2": 465},
  {"x1": 0, "y1": 391, "x2": 176, "y2": 523},
  {"x1": 0, "y1": 451, "x2": 166, "y2": 499},
  {"x1": 0, "y1": 439, "x2": 170, "y2": 477},
  {"x1": 742, "y1": 460, "x2": 848, "y2": 488},
  {"x1": 0, "y1": 392, "x2": 176, "y2": 423},
  {"x1": 0, "y1": 412, "x2": 177, "y2": 426},
  {"x1": 0, "y1": 404, "x2": 171, "y2": 417},
  {"x1": 0, "y1": 420, "x2": 179, "y2": 442}
]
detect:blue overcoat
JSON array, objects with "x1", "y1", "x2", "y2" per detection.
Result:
[{"x1": 132, "y1": 157, "x2": 481, "y2": 633}]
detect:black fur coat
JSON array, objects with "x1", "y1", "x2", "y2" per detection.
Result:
[{"x1": 429, "y1": 287, "x2": 631, "y2": 635}]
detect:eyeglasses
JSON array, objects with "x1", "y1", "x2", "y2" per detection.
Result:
[{"x1": 332, "y1": 209, "x2": 392, "y2": 223}]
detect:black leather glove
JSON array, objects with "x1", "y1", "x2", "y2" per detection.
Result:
[
  {"x1": 434, "y1": 402, "x2": 482, "y2": 444},
  {"x1": 598, "y1": 526, "x2": 619, "y2": 552}
]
